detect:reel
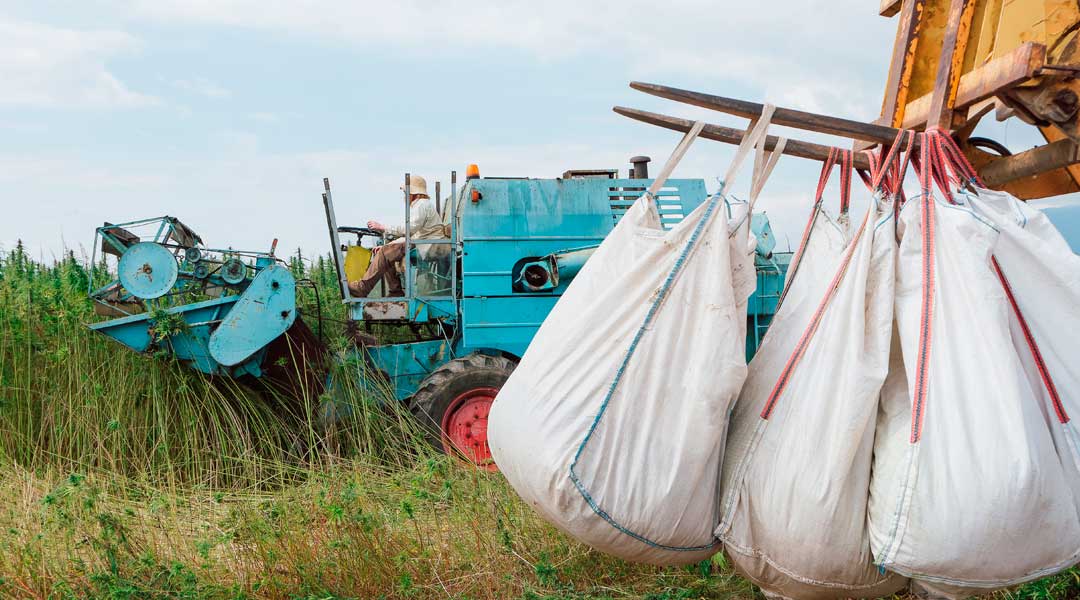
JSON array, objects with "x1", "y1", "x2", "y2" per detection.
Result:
[{"x1": 117, "y1": 242, "x2": 179, "y2": 300}]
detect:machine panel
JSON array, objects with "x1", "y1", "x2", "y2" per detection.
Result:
[
  {"x1": 460, "y1": 296, "x2": 560, "y2": 358},
  {"x1": 459, "y1": 178, "x2": 708, "y2": 299}
]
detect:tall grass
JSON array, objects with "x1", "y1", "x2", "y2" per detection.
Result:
[
  {"x1": 0, "y1": 242, "x2": 1076, "y2": 599},
  {"x1": 0, "y1": 244, "x2": 422, "y2": 489}
]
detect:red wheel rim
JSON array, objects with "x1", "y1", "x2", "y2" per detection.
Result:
[{"x1": 441, "y1": 387, "x2": 499, "y2": 471}]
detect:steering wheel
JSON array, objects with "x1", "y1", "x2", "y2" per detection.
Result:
[{"x1": 338, "y1": 226, "x2": 380, "y2": 239}]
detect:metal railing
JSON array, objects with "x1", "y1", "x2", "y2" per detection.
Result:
[{"x1": 322, "y1": 172, "x2": 458, "y2": 315}]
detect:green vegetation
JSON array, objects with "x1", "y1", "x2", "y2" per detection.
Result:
[{"x1": 0, "y1": 241, "x2": 1076, "y2": 599}]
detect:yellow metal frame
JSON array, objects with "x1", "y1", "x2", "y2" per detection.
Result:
[{"x1": 878, "y1": 0, "x2": 1080, "y2": 199}]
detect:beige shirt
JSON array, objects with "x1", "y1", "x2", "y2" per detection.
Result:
[{"x1": 388, "y1": 197, "x2": 446, "y2": 259}]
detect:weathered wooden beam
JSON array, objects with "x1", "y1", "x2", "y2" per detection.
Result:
[
  {"x1": 630, "y1": 81, "x2": 905, "y2": 145},
  {"x1": 926, "y1": 0, "x2": 978, "y2": 129},
  {"x1": 613, "y1": 106, "x2": 873, "y2": 170},
  {"x1": 615, "y1": 106, "x2": 1080, "y2": 193},
  {"x1": 980, "y1": 139, "x2": 1080, "y2": 186}
]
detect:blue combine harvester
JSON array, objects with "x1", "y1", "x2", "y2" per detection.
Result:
[{"x1": 87, "y1": 161, "x2": 788, "y2": 469}]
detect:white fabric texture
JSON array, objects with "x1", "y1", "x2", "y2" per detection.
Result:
[
  {"x1": 717, "y1": 192, "x2": 906, "y2": 599},
  {"x1": 868, "y1": 191, "x2": 1080, "y2": 597},
  {"x1": 488, "y1": 115, "x2": 778, "y2": 565},
  {"x1": 966, "y1": 188, "x2": 1080, "y2": 512}
]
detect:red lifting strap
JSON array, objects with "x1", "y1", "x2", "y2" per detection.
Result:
[
  {"x1": 992, "y1": 258, "x2": 1070, "y2": 424},
  {"x1": 873, "y1": 131, "x2": 901, "y2": 192},
  {"x1": 838, "y1": 149, "x2": 853, "y2": 214},
  {"x1": 857, "y1": 168, "x2": 874, "y2": 192},
  {"x1": 761, "y1": 189, "x2": 875, "y2": 420},
  {"x1": 910, "y1": 132, "x2": 936, "y2": 443},
  {"x1": 926, "y1": 126, "x2": 1069, "y2": 425},
  {"x1": 927, "y1": 127, "x2": 985, "y2": 188},
  {"x1": 777, "y1": 147, "x2": 840, "y2": 310},
  {"x1": 858, "y1": 130, "x2": 915, "y2": 198},
  {"x1": 915, "y1": 132, "x2": 936, "y2": 200},
  {"x1": 810, "y1": 146, "x2": 854, "y2": 214},
  {"x1": 891, "y1": 131, "x2": 917, "y2": 200},
  {"x1": 858, "y1": 144, "x2": 882, "y2": 194},
  {"x1": 813, "y1": 147, "x2": 839, "y2": 204},
  {"x1": 917, "y1": 128, "x2": 988, "y2": 205},
  {"x1": 797, "y1": 148, "x2": 840, "y2": 255}
]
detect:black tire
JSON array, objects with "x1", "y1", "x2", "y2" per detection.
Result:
[{"x1": 409, "y1": 353, "x2": 516, "y2": 466}]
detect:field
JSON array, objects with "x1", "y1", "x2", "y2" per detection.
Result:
[{"x1": 0, "y1": 242, "x2": 1077, "y2": 600}]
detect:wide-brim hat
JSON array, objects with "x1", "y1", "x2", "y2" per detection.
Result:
[{"x1": 401, "y1": 175, "x2": 428, "y2": 197}]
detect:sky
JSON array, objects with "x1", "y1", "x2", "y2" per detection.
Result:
[{"x1": 1, "y1": 0, "x2": 1075, "y2": 263}]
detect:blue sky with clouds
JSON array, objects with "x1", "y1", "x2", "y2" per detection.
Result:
[{"x1": 1, "y1": 1, "x2": 1074, "y2": 261}]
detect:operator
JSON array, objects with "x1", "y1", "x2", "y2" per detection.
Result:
[{"x1": 349, "y1": 175, "x2": 445, "y2": 297}]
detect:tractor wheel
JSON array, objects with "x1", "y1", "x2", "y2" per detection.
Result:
[{"x1": 409, "y1": 353, "x2": 516, "y2": 471}]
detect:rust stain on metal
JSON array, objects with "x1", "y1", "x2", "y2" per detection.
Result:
[
  {"x1": 893, "y1": 0, "x2": 925, "y2": 128},
  {"x1": 945, "y1": 0, "x2": 978, "y2": 113},
  {"x1": 362, "y1": 301, "x2": 408, "y2": 320}
]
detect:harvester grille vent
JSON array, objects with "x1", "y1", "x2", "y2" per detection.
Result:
[{"x1": 607, "y1": 186, "x2": 686, "y2": 229}]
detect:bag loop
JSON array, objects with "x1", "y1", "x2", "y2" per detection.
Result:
[
  {"x1": 722, "y1": 104, "x2": 777, "y2": 195},
  {"x1": 645, "y1": 120, "x2": 706, "y2": 199},
  {"x1": 748, "y1": 136, "x2": 786, "y2": 213}
]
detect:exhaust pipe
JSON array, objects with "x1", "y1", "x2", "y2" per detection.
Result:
[{"x1": 630, "y1": 155, "x2": 651, "y2": 179}]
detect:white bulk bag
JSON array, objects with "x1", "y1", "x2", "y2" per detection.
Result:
[
  {"x1": 489, "y1": 112, "x2": 781, "y2": 565},
  {"x1": 868, "y1": 145, "x2": 1080, "y2": 596},
  {"x1": 718, "y1": 148, "x2": 907, "y2": 599},
  {"x1": 966, "y1": 187, "x2": 1080, "y2": 513}
]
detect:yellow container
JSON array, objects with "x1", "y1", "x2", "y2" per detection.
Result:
[{"x1": 344, "y1": 245, "x2": 372, "y2": 283}]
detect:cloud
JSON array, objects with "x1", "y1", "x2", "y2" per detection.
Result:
[
  {"x1": 0, "y1": 155, "x2": 171, "y2": 189},
  {"x1": 127, "y1": 0, "x2": 891, "y2": 110},
  {"x1": 247, "y1": 111, "x2": 280, "y2": 123},
  {"x1": 0, "y1": 1, "x2": 905, "y2": 259},
  {"x1": 0, "y1": 17, "x2": 157, "y2": 108},
  {"x1": 0, "y1": 126, "x2": 827, "y2": 263},
  {"x1": 170, "y1": 77, "x2": 232, "y2": 99}
]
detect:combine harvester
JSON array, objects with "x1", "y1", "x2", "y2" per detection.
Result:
[{"x1": 87, "y1": 167, "x2": 788, "y2": 469}]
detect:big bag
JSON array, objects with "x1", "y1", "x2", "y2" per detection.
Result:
[
  {"x1": 488, "y1": 111, "x2": 782, "y2": 565},
  {"x1": 868, "y1": 132, "x2": 1080, "y2": 597},
  {"x1": 966, "y1": 186, "x2": 1080, "y2": 511},
  {"x1": 717, "y1": 142, "x2": 910, "y2": 599}
]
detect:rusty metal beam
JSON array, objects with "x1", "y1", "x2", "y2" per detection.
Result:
[
  {"x1": 880, "y1": 0, "x2": 904, "y2": 17},
  {"x1": 854, "y1": 41, "x2": 1045, "y2": 150},
  {"x1": 630, "y1": 81, "x2": 905, "y2": 146},
  {"x1": 1039, "y1": 124, "x2": 1080, "y2": 191},
  {"x1": 882, "y1": 0, "x2": 926, "y2": 128},
  {"x1": 926, "y1": 0, "x2": 978, "y2": 129},
  {"x1": 613, "y1": 106, "x2": 873, "y2": 170},
  {"x1": 901, "y1": 42, "x2": 1046, "y2": 129},
  {"x1": 980, "y1": 139, "x2": 1080, "y2": 186}
]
